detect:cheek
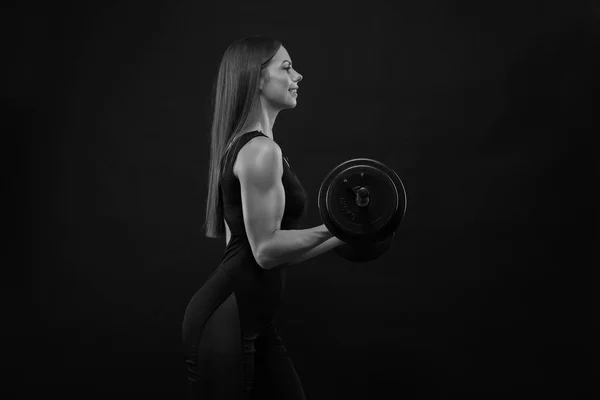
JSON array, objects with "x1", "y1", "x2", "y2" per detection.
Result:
[
  {"x1": 271, "y1": 74, "x2": 289, "y2": 91},
  {"x1": 263, "y1": 72, "x2": 290, "y2": 98},
  {"x1": 266, "y1": 82, "x2": 288, "y2": 98}
]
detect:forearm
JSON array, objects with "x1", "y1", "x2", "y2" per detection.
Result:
[
  {"x1": 280, "y1": 236, "x2": 345, "y2": 267},
  {"x1": 258, "y1": 224, "x2": 333, "y2": 270}
]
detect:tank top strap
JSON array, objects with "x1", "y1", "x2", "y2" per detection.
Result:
[
  {"x1": 221, "y1": 131, "x2": 270, "y2": 174},
  {"x1": 235, "y1": 131, "x2": 269, "y2": 152}
]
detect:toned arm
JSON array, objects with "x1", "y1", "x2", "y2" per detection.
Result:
[{"x1": 237, "y1": 138, "x2": 334, "y2": 270}]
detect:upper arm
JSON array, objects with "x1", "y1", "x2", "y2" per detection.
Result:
[{"x1": 237, "y1": 138, "x2": 285, "y2": 268}]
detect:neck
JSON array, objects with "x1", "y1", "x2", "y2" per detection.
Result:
[{"x1": 249, "y1": 98, "x2": 279, "y2": 140}]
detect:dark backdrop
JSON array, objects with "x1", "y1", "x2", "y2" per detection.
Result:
[{"x1": 12, "y1": 0, "x2": 598, "y2": 397}]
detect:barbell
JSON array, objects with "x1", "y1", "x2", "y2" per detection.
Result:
[{"x1": 317, "y1": 158, "x2": 407, "y2": 262}]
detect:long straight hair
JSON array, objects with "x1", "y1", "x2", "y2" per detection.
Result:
[{"x1": 203, "y1": 35, "x2": 282, "y2": 239}]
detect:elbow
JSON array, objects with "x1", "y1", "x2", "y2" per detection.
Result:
[
  {"x1": 257, "y1": 252, "x2": 288, "y2": 270},
  {"x1": 254, "y1": 247, "x2": 272, "y2": 270},
  {"x1": 255, "y1": 233, "x2": 278, "y2": 270},
  {"x1": 257, "y1": 247, "x2": 284, "y2": 270},
  {"x1": 255, "y1": 252, "x2": 266, "y2": 269},
  {"x1": 255, "y1": 254, "x2": 272, "y2": 270}
]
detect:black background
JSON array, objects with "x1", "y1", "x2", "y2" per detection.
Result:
[{"x1": 11, "y1": 0, "x2": 598, "y2": 397}]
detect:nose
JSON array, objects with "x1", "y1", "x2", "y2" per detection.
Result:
[{"x1": 294, "y1": 72, "x2": 303, "y2": 83}]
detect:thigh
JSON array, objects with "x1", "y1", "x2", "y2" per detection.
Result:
[
  {"x1": 186, "y1": 292, "x2": 247, "y2": 400},
  {"x1": 251, "y1": 324, "x2": 307, "y2": 400}
]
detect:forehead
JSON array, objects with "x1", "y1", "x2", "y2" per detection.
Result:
[{"x1": 270, "y1": 45, "x2": 291, "y2": 64}]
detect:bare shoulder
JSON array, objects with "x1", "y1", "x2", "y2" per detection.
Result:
[{"x1": 234, "y1": 137, "x2": 283, "y2": 181}]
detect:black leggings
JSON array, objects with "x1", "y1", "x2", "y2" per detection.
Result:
[{"x1": 182, "y1": 268, "x2": 307, "y2": 399}]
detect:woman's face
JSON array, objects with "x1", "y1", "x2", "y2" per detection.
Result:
[{"x1": 259, "y1": 45, "x2": 303, "y2": 110}]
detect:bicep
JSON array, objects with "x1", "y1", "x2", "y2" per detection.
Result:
[{"x1": 238, "y1": 141, "x2": 285, "y2": 267}]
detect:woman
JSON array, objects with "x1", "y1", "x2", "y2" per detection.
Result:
[{"x1": 182, "y1": 35, "x2": 344, "y2": 399}]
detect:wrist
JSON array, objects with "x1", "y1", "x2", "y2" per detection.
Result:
[{"x1": 320, "y1": 224, "x2": 334, "y2": 238}]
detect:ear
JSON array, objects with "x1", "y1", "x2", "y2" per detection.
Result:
[{"x1": 259, "y1": 69, "x2": 269, "y2": 91}]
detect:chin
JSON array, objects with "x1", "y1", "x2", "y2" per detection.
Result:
[{"x1": 278, "y1": 102, "x2": 296, "y2": 111}]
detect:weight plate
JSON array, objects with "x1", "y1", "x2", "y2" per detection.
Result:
[
  {"x1": 327, "y1": 165, "x2": 397, "y2": 234},
  {"x1": 318, "y1": 158, "x2": 407, "y2": 243}
]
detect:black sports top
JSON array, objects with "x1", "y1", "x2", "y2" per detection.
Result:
[{"x1": 216, "y1": 131, "x2": 308, "y2": 334}]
